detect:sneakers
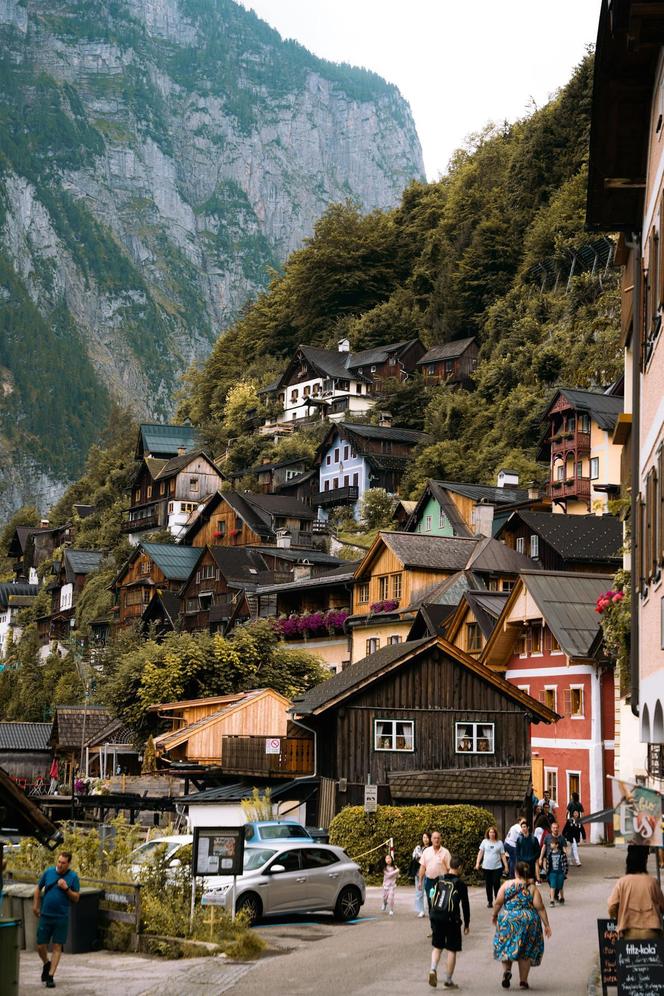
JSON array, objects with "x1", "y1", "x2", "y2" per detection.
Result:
[
  {"x1": 41, "y1": 962, "x2": 51, "y2": 983},
  {"x1": 417, "y1": 911, "x2": 426, "y2": 918},
  {"x1": 549, "y1": 900, "x2": 555, "y2": 907},
  {"x1": 381, "y1": 904, "x2": 386, "y2": 913},
  {"x1": 558, "y1": 897, "x2": 565, "y2": 904},
  {"x1": 428, "y1": 969, "x2": 438, "y2": 988},
  {"x1": 444, "y1": 982, "x2": 459, "y2": 990},
  {"x1": 46, "y1": 979, "x2": 56, "y2": 990},
  {"x1": 388, "y1": 910, "x2": 394, "y2": 916}
]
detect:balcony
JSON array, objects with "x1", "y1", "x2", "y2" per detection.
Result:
[
  {"x1": 220, "y1": 735, "x2": 314, "y2": 778},
  {"x1": 549, "y1": 429, "x2": 591, "y2": 457},
  {"x1": 313, "y1": 485, "x2": 359, "y2": 507},
  {"x1": 120, "y1": 511, "x2": 160, "y2": 534},
  {"x1": 547, "y1": 476, "x2": 591, "y2": 502},
  {"x1": 647, "y1": 743, "x2": 664, "y2": 779}
]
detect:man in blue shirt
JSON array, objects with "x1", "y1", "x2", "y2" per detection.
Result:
[{"x1": 33, "y1": 851, "x2": 80, "y2": 989}]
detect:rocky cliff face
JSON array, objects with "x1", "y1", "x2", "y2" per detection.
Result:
[{"x1": 0, "y1": 0, "x2": 423, "y2": 514}]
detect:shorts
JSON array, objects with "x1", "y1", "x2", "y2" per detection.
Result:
[
  {"x1": 547, "y1": 870, "x2": 565, "y2": 892},
  {"x1": 431, "y1": 918, "x2": 462, "y2": 952},
  {"x1": 36, "y1": 915, "x2": 69, "y2": 946}
]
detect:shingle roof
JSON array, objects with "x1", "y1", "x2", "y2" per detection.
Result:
[
  {"x1": 64, "y1": 549, "x2": 104, "y2": 580},
  {"x1": 245, "y1": 493, "x2": 315, "y2": 521},
  {"x1": 346, "y1": 340, "x2": 417, "y2": 369},
  {"x1": 138, "y1": 423, "x2": 199, "y2": 458},
  {"x1": 49, "y1": 706, "x2": 114, "y2": 751},
  {"x1": 378, "y1": 533, "x2": 480, "y2": 571},
  {"x1": 141, "y1": 543, "x2": 202, "y2": 581},
  {"x1": 388, "y1": 766, "x2": 531, "y2": 802},
  {"x1": 209, "y1": 547, "x2": 274, "y2": 584},
  {"x1": 505, "y1": 511, "x2": 622, "y2": 563},
  {"x1": 254, "y1": 547, "x2": 344, "y2": 565},
  {"x1": 333, "y1": 422, "x2": 429, "y2": 445},
  {"x1": 416, "y1": 337, "x2": 477, "y2": 365},
  {"x1": 0, "y1": 722, "x2": 52, "y2": 752},
  {"x1": 549, "y1": 389, "x2": 624, "y2": 432},
  {"x1": 298, "y1": 345, "x2": 371, "y2": 382},
  {"x1": 433, "y1": 480, "x2": 529, "y2": 505},
  {"x1": 0, "y1": 583, "x2": 39, "y2": 609},
  {"x1": 466, "y1": 536, "x2": 534, "y2": 574},
  {"x1": 520, "y1": 570, "x2": 613, "y2": 659}
]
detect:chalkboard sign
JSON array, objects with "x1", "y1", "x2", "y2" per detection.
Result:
[
  {"x1": 597, "y1": 918, "x2": 618, "y2": 994},
  {"x1": 616, "y1": 938, "x2": 664, "y2": 996}
]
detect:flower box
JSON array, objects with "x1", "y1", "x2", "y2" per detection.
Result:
[{"x1": 370, "y1": 599, "x2": 399, "y2": 614}]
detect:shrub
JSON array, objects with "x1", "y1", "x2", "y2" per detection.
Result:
[{"x1": 329, "y1": 803, "x2": 495, "y2": 883}]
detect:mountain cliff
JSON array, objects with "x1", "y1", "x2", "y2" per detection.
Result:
[{"x1": 0, "y1": 0, "x2": 423, "y2": 514}]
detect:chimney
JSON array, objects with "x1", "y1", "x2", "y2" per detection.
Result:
[
  {"x1": 527, "y1": 482, "x2": 539, "y2": 500},
  {"x1": 378, "y1": 411, "x2": 393, "y2": 428},
  {"x1": 337, "y1": 337, "x2": 350, "y2": 353},
  {"x1": 293, "y1": 562, "x2": 313, "y2": 582},
  {"x1": 496, "y1": 469, "x2": 519, "y2": 489},
  {"x1": 276, "y1": 529, "x2": 292, "y2": 549},
  {"x1": 177, "y1": 446, "x2": 186, "y2": 456},
  {"x1": 40, "y1": 519, "x2": 49, "y2": 528}
]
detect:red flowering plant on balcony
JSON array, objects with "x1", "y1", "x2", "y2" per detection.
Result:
[
  {"x1": 595, "y1": 570, "x2": 631, "y2": 692},
  {"x1": 370, "y1": 599, "x2": 399, "y2": 614},
  {"x1": 274, "y1": 609, "x2": 349, "y2": 639}
]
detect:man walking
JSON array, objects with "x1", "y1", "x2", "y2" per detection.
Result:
[
  {"x1": 428, "y1": 854, "x2": 470, "y2": 989},
  {"x1": 419, "y1": 831, "x2": 451, "y2": 912},
  {"x1": 33, "y1": 850, "x2": 80, "y2": 988}
]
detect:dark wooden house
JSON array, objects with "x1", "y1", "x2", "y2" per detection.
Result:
[
  {"x1": 49, "y1": 705, "x2": 114, "y2": 784},
  {"x1": 112, "y1": 543, "x2": 201, "y2": 627},
  {"x1": 7, "y1": 522, "x2": 73, "y2": 581},
  {"x1": 345, "y1": 339, "x2": 426, "y2": 383},
  {"x1": 39, "y1": 549, "x2": 105, "y2": 650},
  {"x1": 496, "y1": 510, "x2": 622, "y2": 573},
  {"x1": 0, "y1": 723, "x2": 52, "y2": 785},
  {"x1": 229, "y1": 458, "x2": 310, "y2": 494},
  {"x1": 416, "y1": 337, "x2": 478, "y2": 386},
  {"x1": 183, "y1": 491, "x2": 323, "y2": 551},
  {"x1": 292, "y1": 636, "x2": 557, "y2": 829},
  {"x1": 179, "y1": 547, "x2": 275, "y2": 634}
]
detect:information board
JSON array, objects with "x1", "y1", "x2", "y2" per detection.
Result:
[
  {"x1": 597, "y1": 918, "x2": 618, "y2": 995},
  {"x1": 364, "y1": 784, "x2": 378, "y2": 813},
  {"x1": 193, "y1": 827, "x2": 244, "y2": 877},
  {"x1": 616, "y1": 938, "x2": 664, "y2": 996}
]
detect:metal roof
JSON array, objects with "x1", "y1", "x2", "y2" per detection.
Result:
[
  {"x1": 433, "y1": 480, "x2": 528, "y2": 505},
  {"x1": 254, "y1": 564, "x2": 357, "y2": 596},
  {"x1": 346, "y1": 340, "x2": 417, "y2": 368},
  {"x1": 208, "y1": 547, "x2": 274, "y2": 583},
  {"x1": 138, "y1": 423, "x2": 198, "y2": 458},
  {"x1": 503, "y1": 511, "x2": 622, "y2": 564},
  {"x1": 0, "y1": 583, "x2": 39, "y2": 609},
  {"x1": 544, "y1": 389, "x2": 623, "y2": 432},
  {"x1": 0, "y1": 722, "x2": 52, "y2": 752},
  {"x1": 254, "y1": 547, "x2": 343, "y2": 565},
  {"x1": 417, "y1": 337, "x2": 477, "y2": 365},
  {"x1": 141, "y1": 543, "x2": 202, "y2": 581},
  {"x1": 466, "y1": 536, "x2": 534, "y2": 574},
  {"x1": 521, "y1": 570, "x2": 613, "y2": 659},
  {"x1": 64, "y1": 549, "x2": 104, "y2": 579},
  {"x1": 326, "y1": 422, "x2": 429, "y2": 446},
  {"x1": 465, "y1": 590, "x2": 510, "y2": 639}
]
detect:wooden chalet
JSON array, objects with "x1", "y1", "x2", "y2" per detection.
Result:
[
  {"x1": 0, "y1": 722, "x2": 52, "y2": 784},
  {"x1": 49, "y1": 706, "x2": 114, "y2": 783},
  {"x1": 444, "y1": 590, "x2": 510, "y2": 660},
  {"x1": 416, "y1": 337, "x2": 478, "y2": 386},
  {"x1": 292, "y1": 636, "x2": 558, "y2": 829},
  {"x1": 229, "y1": 458, "x2": 310, "y2": 494},
  {"x1": 496, "y1": 510, "x2": 622, "y2": 573},
  {"x1": 7, "y1": 521, "x2": 73, "y2": 581},
  {"x1": 182, "y1": 490, "x2": 324, "y2": 551},
  {"x1": 405, "y1": 476, "x2": 542, "y2": 539},
  {"x1": 179, "y1": 546, "x2": 275, "y2": 634},
  {"x1": 537, "y1": 387, "x2": 623, "y2": 513},
  {"x1": 112, "y1": 543, "x2": 201, "y2": 627},
  {"x1": 38, "y1": 549, "x2": 105, "y2": 653}
]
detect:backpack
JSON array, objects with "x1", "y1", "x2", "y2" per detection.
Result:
[{"x1": 429, "y1": 876, "x2": 460, "y2": 921}]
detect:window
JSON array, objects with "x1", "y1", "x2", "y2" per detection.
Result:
[
  {"x1": 201, "y1": 564, "x2": 215, "y2": 580},
  {"x1": 501, "y1": 580, "x2": 515, "y2": 592},
  {"x1": 326, "y1": 455, "x2": 331, "y2": 466},
  {"x1": 324, "y1": 480, "x2": 329, "y2": 492},
  {"x1": 517, "y1": 684, "x2": 530, "y2": 696},
  {"x1": 517, "y1": 627, "x2": 527, "y2": 656},
  {"x1": 353, "y1": 472, "x2": 359, "y2": 486},
  {"x1": 186, "y1": 598, "x2": 199, "y2": 614},
  {"x1": 378, "y1": 576, "x2": 389, "y2": 600},
  {"x1": 544, "y1": 768, "x2": 558, "y2": 803},
  {"x1": 181, "y1": 502, "x2": 195, "y2": 513},
  {"x1": 333, "y1": 478, "x2": 339, "y2": 489},
  {"x1": 567, "y1": 415, "x2": 576, "y2": 432},
  {"x1": 455, "y1": 722, "x2": 494, "y2": 754},
  {"x1": 445, "y1": 359, "x2": 454, "y2": 374},
  {"x1": 576, "y1": 461, "x2": 583, "y2": 478},
  {"x1": 515, "y1": 537, "x2": 525, "y2": 554},
  {"x1": 356, "y1": 383, "x2": 362, "y2": 394},
  {"x1": 216, "y1": 519, "x2": 226, "y2": 537},
  {"x1": 566, "y1": 686, "x2": 584, "y2": 718},
  {"x1": 291, "y1": 389, "x2": 299, "y2": 402},
  {"x1": 147, "y1": 485, "x2": 152, "y2": 498},
  {"x1": 370, "y1": 365, "x2": 377, "y2": 373},
  {"x1": 556, "y1": 462, "x2": 565, "y2": 481},
  {"x1": 140, "y1": 559, "x2": 151, "y2": 576},
  {"x1": 388, "y1": 355, "x2": 397, "y2": 366},
  {"x1": 579, "y1": 414, "x2": 590, "y2": 433},
  {"x1": 439, "y1": 511, "x2": 447, "y2": 530},
  {"x1": 427, "y1": 364, "x2": 436, "y2": 376},
  {"x1": 425, "y1": 515, "x2": 432, "y2": 532},
  {"x1": 465, "y1": 622, "x2": 482, "y2": 653},
  {"x1": 590, "y1": 457, "x2": 599, "y2": 480},
  {"x1": 388, "y1": 635, "x2": 402, "y2": 645},
  {"x1": 366, "y1": 637, "x2": 380, "y2": 655},
  {"x1": 189, "y1": 477, "x2": 199, "y2": 493},
  {"x1": 549, "y1": 629, "x2": 562, "y2": 654},
  {"x1": 344, "y1": 475, "x2": 349, "y2": 487},
  {"x1": 488, "y1": 579, "x2": 499, "y2": 592},
  {"x1": 301, "y1": 848, "x2": 339, "y2": 868},
  {"x1": 358, "y1": 582, "x2": 370, "y2": 604},
  {"x1": 543, "y1": 686, "x2": 557, "y2": 712},
  {"x1": 334, "y1": 448, "x2": 340, "y2": 462},
  {"x1": 530, "y1": 534, "x2": 539, "y2": 559},
  {"x1": 304, "y1": 385, "x2": 310, "y2": 396},
  {"x1": 168, "y1": 502, "x2": 174, "y2": 514},
  {"x1": 235, "y1": 517, "x2": 242, "y2": 531},
  {"x1": 391, "y1": 573, "x2": 402, "y2": 600},
  {"x1": 159, "y1": 482, "x2": 165, "y2": 496},
  {"x1": 374, "y1": 719, "x2": 414, "y2": 751},
  {"x1": 530, "y1": 622, "x2": 543, "y2": 654},
  {"x1": 343, "y1": 446, "x2": 349, "y2": 460},
  {"x1": 567, "y1": 772, "x2": 581, "y2": 802}
]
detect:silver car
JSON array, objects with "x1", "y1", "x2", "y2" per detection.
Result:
[{"x1": 201, "y1": 840, "x2": 365, "y2": 923}]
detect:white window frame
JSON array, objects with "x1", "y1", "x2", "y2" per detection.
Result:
[
  {"x1": 374, "y1": 719, "x2": 414, "y2": 752},
  {"x1": 530, "y1": 621, "x2": 543, "y2": 656},
  {"x1": 516, "y1": 537, "x2": 525, "y2": 554},
  {"x1": 388, "y1": 635, "x2": 402, "y2": 645},
  {"x1": 590, "y1": 456, "x2": 600, "y2": 480},
  {"x1": 566, "y1": 770, "x2": 582, "y2": 804},
  {"x1": 530, "y1": 534, "x2": 539, "y2": 558},
  {"x1": 425, "y1": 514, "x2": 432, "y2": 532},
  {"x1": 366, "y1": 637, "x2": 380, "y2": 655},
  {"x1": 439, "y1": 510, "x2": 447, "y2": 529},
  {"x1": 568, "y1": 684, "x2": 585, "y2": 719},
  {"x1": 517, "y1": 684, "x2": 530, "y2": 696},
  {"x1": 358, "y1": 582, "x2": 369, "y2": 604},
  {"x1": 454, "y1": 722, "x2": 495, "y2": 755},
  {"x1": 544, "y1": 767, "x2": 558, "y2": 805},
  {"x1": 543, "y1": 685, "x2": 558, "y2": 712}
]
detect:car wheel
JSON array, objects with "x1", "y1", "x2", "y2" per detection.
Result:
[
  {"x1": 235, "y1": 891, "x2": 262, "y2": 924},
  {"x1": 334, "y1": 885, "x2": 362, "y2": 921}
]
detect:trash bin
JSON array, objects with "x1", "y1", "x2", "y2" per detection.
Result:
[
  {"x1": 2, "y1": 883, "x2": 38, "y2": 950},
  {"x1": 64, "y1": 888, "x2": 102, "y2": 953},
  {"x1": 0, "y1": 919, "x2": 20, "y2": 996}
]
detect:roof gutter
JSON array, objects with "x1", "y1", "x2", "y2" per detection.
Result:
[{"x1": 627, "y1": 232, "x2": 642, "y2": 718}]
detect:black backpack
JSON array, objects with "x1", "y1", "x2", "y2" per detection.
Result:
[{"x1": 429, "y1": 876, "x2": 459, "y2": 921}]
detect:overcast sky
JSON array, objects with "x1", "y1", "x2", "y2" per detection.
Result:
[{"x1": 238, "y1": 1, "x2": 601, "y2": 180}]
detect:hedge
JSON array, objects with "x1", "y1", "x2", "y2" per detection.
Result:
[{"x1": 329, "y1": 804, "x2": 495, "y2": 883}]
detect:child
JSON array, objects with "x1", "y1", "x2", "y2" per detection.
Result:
[
  {"x1": 562, "y1": 810, "x2": 586, "y2": 866},
  {"x1": 381, "y1": 853, "x2": 400, "y2": 916},
  {"x1": 546, "y1": 838, "x2": 568, "y2": 907},
  {"x1": 428, "y1": 854, "x2": 470, "y2": 990}
]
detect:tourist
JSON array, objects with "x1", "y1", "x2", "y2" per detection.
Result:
[
  {"x1": 562, "y1": 810, "x2": 586, "y2": 866},
  {"x1": 538, "y1": 822, "x2": 568, "y2": 901},
  {"x1": 543, "y1": 837, "x2": 568, "y2": 907},
  {"x1": 533, "y1": 814, "x2": 551, "y2": 848},
  {"x1": 412, "y1": 831, "x2": 431, "y2": 918},
  {"x1": 539, "y1": 802, "x2": 554, "y2": 830},
  {"x1": 537, "y1": 789, "x2": 557, "y2": 815},
  {"x1": 419, "y1": 830, "x2": 451, "y2": 911},
  {"x1": 428, "y1": 854, "x2": 470, "y2": 990},
  {"x1": 493, "y1": 860, "x2": 551, "y2": 990},
  {"x1": 475, "y1": 826, "x2": 508, "y2": 908},
  {"x1": 381, "y1": 852, "x2": 400, "y2": 916},
  {"x1": 566, "y1": 791, "x2": 584, "y2": 817},
  {"x1": 515, "y1": 820, "x2": 540, "y2": 881},
  {"x1": 504, "y1": 817, "x2": 524, "y2": 878},
  {"x1": 33, "y1": 850, "x2": 80, "y2": 989},
  {"x1": 608, "y1": 845, "x2": 664, "y2": 938}
]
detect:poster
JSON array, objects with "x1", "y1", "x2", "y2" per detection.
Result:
[
  {"x1": 610, "y1": 777, "x2": 663, "y2": 847},
  {"x1": 193, "y1": 827, "x2": 244, "y2": 876}
]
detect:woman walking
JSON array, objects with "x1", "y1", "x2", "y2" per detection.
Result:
[
  {"x1": 411, "y1": 832, "x2": 431, "y2": 918},
  {"x1": 476, "y1": 826, "x2": 509, "y2": 908},
  {"x1": 493, "y1": 861, "x2": 552, "y2": 990},
  {"x1": 515, "y1": 820, "x2": 541, "y2": 882},
  {"x1": 562, "y1": 810, "x2": 586, "y2": 866},
  {"x1": 608, "y1": 845, "x2": 664, "y2": 938}
]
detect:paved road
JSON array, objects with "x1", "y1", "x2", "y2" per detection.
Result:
[{"x1": 17, "y1": 845, "x2": 624, "y2": 995}]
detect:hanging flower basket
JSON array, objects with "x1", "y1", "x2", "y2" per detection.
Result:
[{"x1": 370, "y1": 599, "x2": 399, "y2": 614}]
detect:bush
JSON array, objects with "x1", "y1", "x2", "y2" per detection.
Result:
[{"x1": 329, "y1": 804, "x2": 495, "y2": 883}]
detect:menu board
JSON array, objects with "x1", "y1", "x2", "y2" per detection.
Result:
[
  {"x1": 597, "y1": 918, "x2": 618, "y2": 995},
  {"x1": 193, "y1": 827, "x2": 244, "y2": 877},
  {"x1": 616, "y1": 938, "x2": 664, "y2": 996}
]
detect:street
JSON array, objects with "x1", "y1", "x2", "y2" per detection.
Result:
[{"x1": 17, "y1": 845, "x2": 624, "y2": 995}]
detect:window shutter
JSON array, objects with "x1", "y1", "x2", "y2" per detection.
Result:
[
  {"x1": 651, "y1": 227, "x2": 659, "y2": 331},
  {"x1": 660, "y1": 200, "x2": 664, "y2": 308},
  {"x1": 216, "y1": 569, "x2": 221, "y2": 581},
  {"x1": 195, "y1": 571, "x2": 200, "y2": 584},
  {"x1": 659, "y1": 447, "x2": 664, "y2": 568},
  {"x1": 563, "y1": 688, "x2": 572, "y2": 717}
]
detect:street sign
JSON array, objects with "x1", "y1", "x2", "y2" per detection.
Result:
[
  {"x1": 193, "y1": 827, "x2": 245, "y2": 877},
  {"x1": 265, "y1": 738, "x2": 281, "y2": 755},
  {"x1": 364, "y1": 784, "x2": 378, "y2": 813}
]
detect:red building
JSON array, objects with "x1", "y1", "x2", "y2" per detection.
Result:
[{"x1": 483, "y1": 571, "x2": 615, "y2": 841}]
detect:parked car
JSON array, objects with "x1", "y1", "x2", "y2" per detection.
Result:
[
  {"x1": 129, "y1": 834, "x2": 192, "y2": 880},
  {"x1": 201, "y1": 840, "x2": 365, "y2": 923},
  {"x1": 243, "y1": 820, "x2": 313, "y2": 843}
]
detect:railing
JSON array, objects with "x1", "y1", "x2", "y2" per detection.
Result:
[
  {"x1": 221, "y1": 735, "x2": 314, "y2": 777},
  {"x1": 312, "y1": 519, "x2": 329, "y2": 533},
  {"x1": 313, "y1": 485, "x2": 359, "y2": 507},
  {"x1": 120, "y1": 512, "x2": 160, "y2": 533},
  {"x1": 547, "y1": 476, "x2": 591, "y2": 501},
  {"x1": 648, "y1": 743, "x2": 664, "y2": 779},
  {"x1": 549, "y1": 429, "x2": 591, "y2": 456}
]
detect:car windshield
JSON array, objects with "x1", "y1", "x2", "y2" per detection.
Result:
[
  {"x1": 132, "y1": 841, "x2": 183, "y2": 864},
  {"x1": 260, "y1": 825, "x2": 309, "y2": 840},
  {"x1": 244, "y1": 848, "x2": 278, "y2": 871}
]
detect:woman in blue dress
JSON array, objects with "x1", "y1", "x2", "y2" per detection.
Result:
[{"x1": 492, "y1": 861, "x2": 552, "y2": 990}]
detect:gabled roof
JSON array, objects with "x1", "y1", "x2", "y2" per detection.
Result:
[
  {"x1": 0, "y1": 722, "x2": 52, "y2": 752},
  {"x1": 136, "y1": 423, "x2": 198, "y2": 459},
  {"x1": 465, "y1": 536, "x2": 534, "y2": 574},
  {"x1": 0, "y1": 583, "x2": 39, "y2": 609},
  {"x1": 445, "y1": 590, "x2": 510, "y2": 645},
  {"x1": 292, "y1": 636, "x2": 559, "y2": 723},
  {"x1": 152, "y1": 449, "x2": 224, "y2": 481},
  {"x1": 358, "y1": 532, "x2": 531, "y2": 578},
  {"x1": 497, "y1": 511, "x2": 622, "y2": 564},
  {"x1": 63, "y1": 549, "x2": 104, "y2": 581},
  {"x1": 141, "y1": 590, "x2": 182, "y2": 629},
  {"x1": 346, "y1": 339, "x2": 421, "y2": 369},
  {"x1": 542, "y1": 388, "x2": 624, "y2": 432},
  {"x1": 407, "y1": 603, "x2": 457, "y2": 640},
  {"x1": 405, "y1": 480, "x2": 473, "y2": 537},
  {"x1": 140, "y1": 543, "x2": 202, "y2": 581},
  {"x1": 433, "y1": 480, "x2": 528, "y2": 505},
  {"x1": 417, "y1": 337, "x2": 477, "y2": 365},
  {"x1": 49, "y1": 706, "x2": 114, "y2": 751},
  {"x1": 217, "y1": 492, "x2": 315, "y2": 542},
  {"x1": 207, "y1": 547, "x2": 273, "y2": 583},
  {"x1": 154, "y1": 689, "x2": 288, "y2": 753},
  {"x1": 322, "y1": 421, "x2": 429, "y2": 448}
]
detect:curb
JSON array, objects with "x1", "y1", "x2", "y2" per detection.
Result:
[{"x1": 586, "y1": 954, "x2": 601, "y2": 996}]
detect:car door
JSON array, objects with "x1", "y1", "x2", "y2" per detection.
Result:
[
  {"x1": 299, "y1": 847, "x2": 342, "y2": 910},
  {"x1": 264, "y1": 848, "x2": 306, "y2": 913}
]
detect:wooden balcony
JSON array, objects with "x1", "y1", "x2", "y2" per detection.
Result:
[
  {"x1": 549, "y1": 429, "x2": 591, "y2": 456},
  {"x1": 220, "y1": 735, "x2": 314, "y2": 778},
  {"x1": 120, "y1": 511, "x2": 160, "y2": 534},
  {"x1": 547, "y1": 476, "x2": 591, "y2": 502},
  {"x1": 313, "y1": 485, "x2": 359, "y2": 507}
]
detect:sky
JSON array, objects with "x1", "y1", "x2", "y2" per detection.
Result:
[{"x1": 238, "y1": 1, "x2": 601, "y2": 180}]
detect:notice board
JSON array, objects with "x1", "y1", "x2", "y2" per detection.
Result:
[
  {"x1": 597, "y1": 918, "x2": 618, "y2": 995},
  {"x1": 616, "y1": 937, "x2": 664, "y2": 995}
]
